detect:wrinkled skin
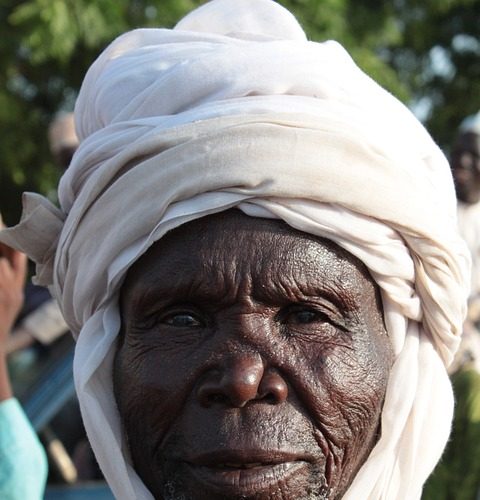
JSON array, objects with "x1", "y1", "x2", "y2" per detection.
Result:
[
  {"x1": 451, "y1": 132, "x2": 480, "y2": 204},
  {"x1": 114, "y1": 210, "x2": 393, "y2": 500}
]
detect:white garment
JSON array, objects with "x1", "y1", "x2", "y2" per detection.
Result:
[{"x1": 0, "y1": 1, "x2": 470, "y2": 499}]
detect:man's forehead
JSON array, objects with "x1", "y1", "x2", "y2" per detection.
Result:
[{"x1": 121, "y1": 210, "x2": 378, "y2": 309}]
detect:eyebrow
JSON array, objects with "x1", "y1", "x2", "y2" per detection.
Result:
[{"x1": 124, "y1": 261, "x2": 361, "y2": 322}]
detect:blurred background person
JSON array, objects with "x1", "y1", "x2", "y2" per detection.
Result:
[
  {"x1": 5, "y1": 113, "x2": 103, "y2": 489},
  {"x1": 423, "y1": 111, "x2": 480, "y2": 500},
  {"x1": 0, "y1": 226, "x2": 48, "y2": 500},
  {"x1": 48, "y1": 112, "x2": 78, "y2": 172},
  {"x1": 449, "y1": 111, "x2": 480, "y2": 373},
  {"x1": 6, "y1": 113, "x2": 77, "y2": 356}
]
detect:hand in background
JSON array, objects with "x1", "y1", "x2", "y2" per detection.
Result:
[
  {"x1": 0, "y1": 243, "x2": 27, "y2": 345},
  {"x1": 0, "y1": 233, "x2": 27, "y2": 401}
]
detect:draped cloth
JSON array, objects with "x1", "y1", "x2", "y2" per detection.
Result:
[{"x1": 0, "y1": 0, "x2": 471, "y2": 498}]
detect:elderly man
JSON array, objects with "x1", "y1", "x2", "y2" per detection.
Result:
[{"x1": 0, "y1": 0, "x2": 470, "y2": 499}]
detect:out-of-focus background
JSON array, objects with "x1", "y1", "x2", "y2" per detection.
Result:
[{"x1": 1, "y1": 0, "x2": 480, "y2": 224}]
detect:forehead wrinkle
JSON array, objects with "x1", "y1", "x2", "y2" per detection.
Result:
[
  {"x1": 143, "y1": 248, "x2": 258, "y2": 311},
  {"x1": 249, "y1": 239, "x2": 369, "y2": 312},
  {"x1": 122, "y1": 210, "x2": 381, "y2": 317}
]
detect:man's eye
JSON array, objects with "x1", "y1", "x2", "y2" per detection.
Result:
[
  {"x1": 284, "y1": 308, "x2": 325, "y2": 325},
  {"x1": 292, "y1": 310, "x2": 317, "y2": 324},
  {"x1": 163, "y1": 313, "x2": 203, "y2": 327}
]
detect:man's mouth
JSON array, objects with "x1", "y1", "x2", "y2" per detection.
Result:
[{"x1": 183, "y1": 450, "x2": 311, "y2": 495}]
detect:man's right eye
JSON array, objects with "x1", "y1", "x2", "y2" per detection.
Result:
[{"x1": 162, "y1": 313, "x2": 203, "y2": 327}]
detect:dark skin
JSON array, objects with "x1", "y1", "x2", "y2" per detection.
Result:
[
  {"x1": 450, "y1": 132, "x2": 480, "y2": 204},
  {"x1": 114, "y1": 210, "x2": 393, "y2": 500}
]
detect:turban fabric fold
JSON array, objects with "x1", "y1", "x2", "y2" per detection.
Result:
[{"x1": 0, "y1": 0, "x2": 470, "y2": 498}]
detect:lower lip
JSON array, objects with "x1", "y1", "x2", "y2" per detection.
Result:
[{"x1": 185, "y1": 461, "x2": 308, "y2": 496}]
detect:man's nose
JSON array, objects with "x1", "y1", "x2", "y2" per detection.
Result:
[{"x1": 197, "y1": 353, "x2": 288, "y2": 408}]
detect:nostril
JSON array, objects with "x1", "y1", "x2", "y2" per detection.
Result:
[
  {"x1": 263, "y1": 393, "x2": 277, "y2": 404},
  {"x1": 197, "y1": 381, "x2": 229, "y2": 408},
  {"x1": 209, "y1": 393, "x2": 229, "y2": 405},
  {"x1": 258, "y1": 371, "x2": 288, "y2": 404}
]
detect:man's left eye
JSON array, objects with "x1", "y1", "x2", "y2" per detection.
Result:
[
  {"x1": 163, "y1": 313, "x2": 203, "y2": 327},
  {"x1": 288, "y1": 309, "x2": 323, "y2": 325},
  {"x1": 291, "y1": 310, "x2": 318, "y2": 324}
]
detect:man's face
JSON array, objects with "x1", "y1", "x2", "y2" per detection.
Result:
[
  {"x1": 450, "y1": 132, "x2": 480, "y2": 204},
  {"x1": 114, "y1": 211, "x2": 393, "y2": 500}
]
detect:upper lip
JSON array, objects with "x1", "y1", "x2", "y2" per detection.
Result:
[{"x1": 185, "y1": 450, "x2": 309, "y2": 467}]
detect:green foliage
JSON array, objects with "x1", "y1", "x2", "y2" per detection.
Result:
[
  {"x1": 422, "y1": 369, "x2": 480, "y2": 500},
  {"x1": 9, "y1": 0, "x2": 126, "y2": 64},
  {"x1": 0, "y1": 0, "x2": 479, "y2": 223},
  {"x1": 386, "y1": 0, "x2": 480, "y2": 147}
]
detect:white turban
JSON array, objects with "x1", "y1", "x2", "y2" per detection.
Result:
[{"x1": 0, "y1": 0, "x2": 470, "y2": 498}]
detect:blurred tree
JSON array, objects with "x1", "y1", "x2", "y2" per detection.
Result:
[
  {"x1": 0, "y1": 0, "x2": 208, "y2": 223},
  {"x1": 0, "y1": 0, "x2": 479, "y2": 223},
  {"x1": 386, "y1": 0, "x2": 480, "y2": 150}
]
